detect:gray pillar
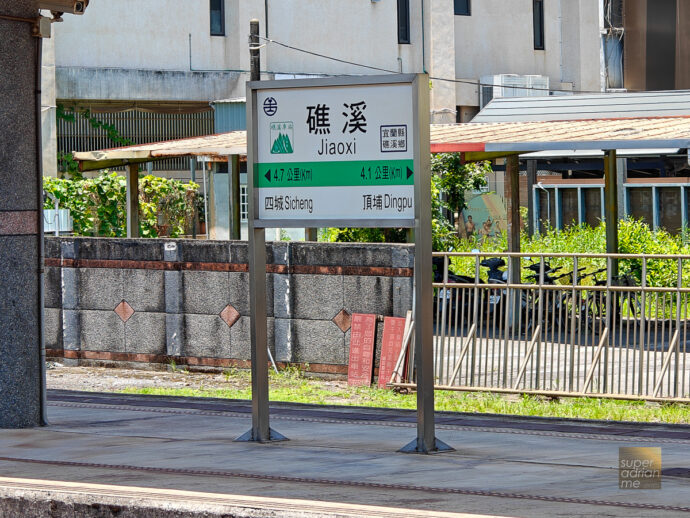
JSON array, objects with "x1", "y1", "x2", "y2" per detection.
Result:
[
  {"x1": 0, "y1": 0, "x2": 44, "y2": 428},
  {"x1": 604, "y1": 150, "x2": 619, "y2": 277},
  {"x1": 229, "y1": 154, "x2": 241, "y2": 240},
  {"x1": 164, "y1": 242, "x2": 183, "y2": 356},
  {"x1": 126, "y1": 163, "x2": 140, "y2": 238},
  {"x1": 526, "y1": 159, "x2": 537, "y2": 237}
]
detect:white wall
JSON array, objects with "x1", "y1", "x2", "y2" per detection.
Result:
[
  {"x1": 453, "y1": 0, "x2": 603, "y2": 107},
  {"x1": 52, "y1": 0, "x2": 602, "y2": 112},
  {"x1": 55, "y1": 0, "x2": 243, "y2": 71}
]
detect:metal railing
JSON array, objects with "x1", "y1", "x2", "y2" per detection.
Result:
[{"x1": 395, "y1": 252, "x2": 690, "y2": 402}]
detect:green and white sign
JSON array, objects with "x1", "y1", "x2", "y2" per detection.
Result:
[{"x1": 254, "y1": 80, "x2": 415, "y2": 225}]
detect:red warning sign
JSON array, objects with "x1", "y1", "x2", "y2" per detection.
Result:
[
  {"x1": 378, "y1": 317, "x2": 406, "y2": 388},
  {"x1": 347, "y1": 313, "x2": 377, "y2": 386}
]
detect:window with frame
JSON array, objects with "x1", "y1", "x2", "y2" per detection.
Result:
[
  {"x1": 210, "y1": 0, "x2": 225, "y2": 36},
  {"x1": 397, "y1": 0, "x2": 410, "y2": 44},
  {"x1": 533, "y1": 0, "x2": 544, "y2": 50},
  {"x1": 454, "y1": 0, "x2": 471, "y2": 16}
]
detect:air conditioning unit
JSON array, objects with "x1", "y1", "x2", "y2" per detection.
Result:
[{"x1": 479, "y1": 74, "x2": 550, "y2": 108}]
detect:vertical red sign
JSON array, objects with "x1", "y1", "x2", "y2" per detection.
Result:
[
  {"x1": 378, "y1": 317, "x2": 406, "y2": 388},
  {"x1": 347, "y1": 313, "x2": 377, "y2": 386}
]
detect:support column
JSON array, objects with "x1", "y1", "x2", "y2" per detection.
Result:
[
  {"x1": 526, "y1": 160, "x2": 537, "y2": 237},
  {"x1": 126, "y1": 163, "x2": 140, "y2": 238},
  {"x1": 237, "y1": 18, "x2": 286, "y2": 443},
  {"x1": 604, "y1": 150, "x2": 619, "y2": 277},
  {"x1": 229, "y1": 154, "x2": 241, "y2": 240},
  {"x1": 505, "y1": 155, "x2": 521, "y2": 275},
  {"x1": 399, "y1": 74, "x2": 452, "y2": 454},
  {"x1": 0, "y1": 0, "x2": 45, "y2": 428},
  {"x1": 305, "y1": 228, "x2": 318, "y2": 241},
  {"x1": 190, "y1": 159, "x2": 197, "y2": 238},
  {"x1": 616, "y1": 156, "x2": 627, "y2": 221}
]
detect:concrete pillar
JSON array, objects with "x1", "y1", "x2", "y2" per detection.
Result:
[
  {"x1": 164, "y1": 241, "x2": 183, "y2": 357},
  {"x1": 40, "y1": 33, "x2": 57, "y2": 178},
  {"x1": 428, "y1": 0, "x2": 457, "y2": 123},
  {"x1": 0, "y1": 0, "x2": 45, "y2": 428},
  {"x1": 126, "y1": 163, "x2": 140, "y2": 238}
]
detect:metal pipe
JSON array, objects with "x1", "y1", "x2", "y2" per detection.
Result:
[
  {"x1": 537, "y1": 181, "x2": 550, "y2": 228},
  {"x1": 35, "y1": 36, "x2": 48, "y2": 426}
]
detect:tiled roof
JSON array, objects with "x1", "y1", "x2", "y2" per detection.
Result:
[
  {"x1": 73, "y1": 117, "x2": 690, "y2": 169},
  {"x1": 430, "y1": 116, "x2": 690, "y2": 153}
]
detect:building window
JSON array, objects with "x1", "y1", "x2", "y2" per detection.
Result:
[
  {"x1": 210, "y1": 0, "x2": 225, "y2": 36},
  {"x1": 533, "y1": 0, "x2": 544, "y2": 50},
  {"x1": 240, "y1": 185, "x2": 249, "y2": 221},
  {"x1": 397, "y1": 0, "x2": 410, "y2": 44},
  {"x1": 454, "y1": 0, "x2": 471, "y2": 16}
]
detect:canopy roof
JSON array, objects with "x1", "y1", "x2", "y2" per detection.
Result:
[
  {"x1": 74, "y1": 131, "x2": 248, "y2": 171},
  {"x1": 473, "y1": 90, "x2": 690, "y2": 123},
  {"x1": 74, "y1": 116, "x2": 690, "y2": 170}
]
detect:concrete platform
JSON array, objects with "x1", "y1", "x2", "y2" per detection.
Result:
[{"x1": 1, "y1": 390, "x2": 689, "y2": 517}]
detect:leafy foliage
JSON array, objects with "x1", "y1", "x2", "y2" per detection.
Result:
[
  {"x1": 43, "y1": 173, "x2": 199, "y2": 238},
  {"x1": 430, "y1": 154, "x2": 489, "y2": 215},
  {"x1": 56, "y1": 104, "x2": 135, "y2": 179},
  {"x1": 449, "y1": 219, "x2": 690, "y2": 287},
  {"x1": 325, "y1": 154, "x2": 491, "y2": 251}
]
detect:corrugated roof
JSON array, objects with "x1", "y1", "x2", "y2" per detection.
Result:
[{"x1": 473, "y1": 90, "x2": 690, "y2": 123}]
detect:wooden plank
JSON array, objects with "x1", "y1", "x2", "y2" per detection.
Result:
[
  {"x1": 347, "y1": 313, "x2": 377, "y2": 387},
  {"x1": 378, "y1": 317, "x2": 407, "y2": 388},
  {"x1": 390, "y1": 310, "x2": 413, "y2": 384}
]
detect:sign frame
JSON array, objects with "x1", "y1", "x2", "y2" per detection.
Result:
[{"x1": 241, "y1": 74, "x2": 452, "y2": 454}]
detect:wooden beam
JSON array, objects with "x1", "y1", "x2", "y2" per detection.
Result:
[
  {"x1": 505, "y1": 154, "x2": 521, "y2": 286},
  {"x1": 463, "y1": 151, "x2": 522, "y2": 163},
  {"x1": 126, "y1": 163, "x2": 140, "y2": 238},
  {"x1": 604, "y1": 149, "x2": 618, "y2": 277}
]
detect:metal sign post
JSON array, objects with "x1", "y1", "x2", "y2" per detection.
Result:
[{"x1": 240, "y1": 74, "x2": 452, "y2": 453}]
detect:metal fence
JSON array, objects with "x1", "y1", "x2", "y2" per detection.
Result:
[{"x1": 395, "y1": 252, "x2": 690, "y2": 402}]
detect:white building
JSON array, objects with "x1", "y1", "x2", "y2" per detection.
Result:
[{"x1": 43, "y1": 0, "x2": 606, "y2": 177}]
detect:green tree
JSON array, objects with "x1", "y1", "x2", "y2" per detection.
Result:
[{"x1": 431, "y1": 153, "x2": 490, "y2": 237}]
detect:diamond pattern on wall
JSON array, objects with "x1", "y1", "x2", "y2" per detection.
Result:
[
  {"x1": 220, "y1": 304, "x2": 241, "y2": 328},
  {"x1": 332, "y1": 309, "x2": 352, "y2": 333},
  {"x1": 114, "y1": 300, "x2": 134, "y2": 323}
]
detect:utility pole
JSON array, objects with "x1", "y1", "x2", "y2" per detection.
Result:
[{"x1": 250, "y1": 19, "x2": 260, "y2": 82}]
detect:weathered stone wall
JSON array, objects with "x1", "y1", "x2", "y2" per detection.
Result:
[{"x1": 44, "y1": 238, "x2": 414, "y2": 372}]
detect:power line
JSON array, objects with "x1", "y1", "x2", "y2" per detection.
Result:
[{"x1": 257, "y1": 35, "x2": 607, "y2": 95}]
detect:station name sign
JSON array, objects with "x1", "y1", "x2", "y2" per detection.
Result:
[{"x1": 252, "y1": 78, "x2": 417, "y2": 227}]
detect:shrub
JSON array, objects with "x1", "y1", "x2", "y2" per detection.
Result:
[{"x1": 43, "y1": 172, "x2": 199, "y2": 238}]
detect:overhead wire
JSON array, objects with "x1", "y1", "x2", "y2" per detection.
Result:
[{"x1": 256, "y1": 35, "x2": 610, "y2": 95}]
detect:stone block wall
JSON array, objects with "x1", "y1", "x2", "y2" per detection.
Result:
[{"x1": 44, "y1": 238, "x2": 414, "y2": 373}]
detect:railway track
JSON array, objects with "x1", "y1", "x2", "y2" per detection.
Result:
[{"x1": 3, "y1": 390, "x2": 689, "y2": 514}]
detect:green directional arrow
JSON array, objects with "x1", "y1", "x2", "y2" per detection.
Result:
[{"x1": 255, "y1": 160, "x2": 414, "y2": 188}]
